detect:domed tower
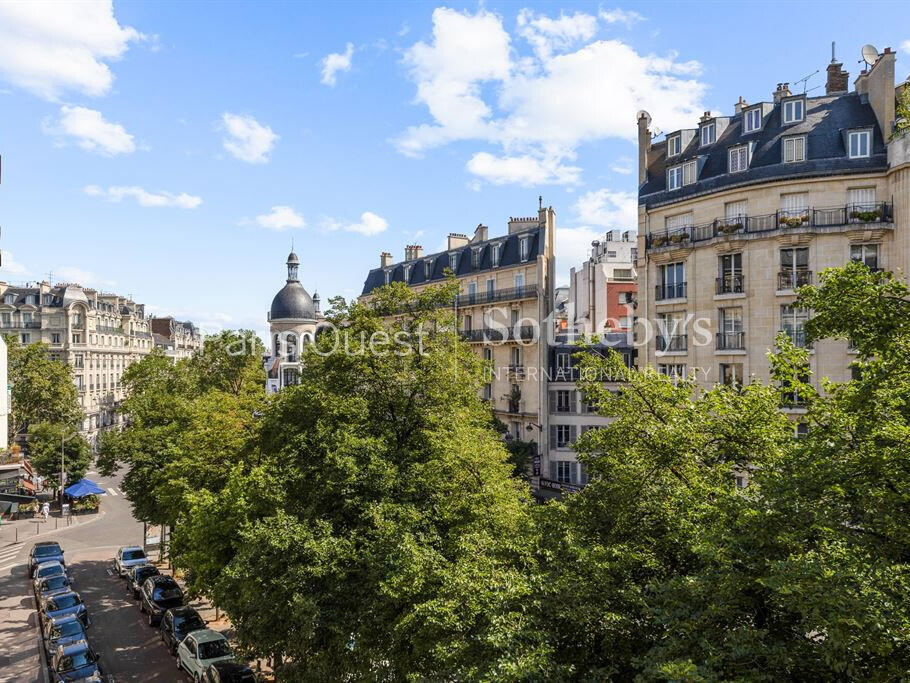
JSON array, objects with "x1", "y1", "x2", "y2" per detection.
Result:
[{"x1": 266, "y1": 252, "x2": 318, "y2": 391}]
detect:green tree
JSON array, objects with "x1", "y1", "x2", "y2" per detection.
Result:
[
  {"x1": 534, "y1": 262, "x2": 910, "y2": 680},
  {"x1": 6, "y1": 337, "x2": 82, "y2": 439},
  {"x1": 28, "y1": 421, "x2": 92, "y2": 485},
  {"x1": 893, "y1": 85, "x2": 909, "y2": 138},
  {"x1": 174, "y1": 282, "x2": 548, "y2": 680}
]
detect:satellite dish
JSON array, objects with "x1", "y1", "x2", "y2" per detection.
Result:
[
  {"x1": 636, "y1": 110, "x2": 651, "y2": 126},
  {"x1": 861, "y1": 44, "x2": 879, "y2": 66}
]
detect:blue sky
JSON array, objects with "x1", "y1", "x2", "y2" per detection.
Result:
[{"x1": 0, "y1": 1, "x2": 907, "y2": 340}]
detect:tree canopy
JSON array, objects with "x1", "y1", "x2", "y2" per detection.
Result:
[
  {"x1": 107, "y1": 265, "x2": 910, "y2": 680},
  {"x1": 6, "y1": 336, "x2": 82, "y2": 440},
  {"x1": 27, "y1": 421, "x2": 92, "y2": 484}
]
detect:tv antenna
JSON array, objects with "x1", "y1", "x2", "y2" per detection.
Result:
[
  {"x1": 793, "y1": 69, "x2": 819, "y2": 94},
  {"x1": 861, "y1": 44, "x2": 879, "y2": 67}
]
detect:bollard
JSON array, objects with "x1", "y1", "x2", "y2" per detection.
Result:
[
  {"x1": 55, "y1": 517, "x2": 59, "y2": 530},
  {"x1": 15, "y1": 526, "x2": 18, "y2": 543}
]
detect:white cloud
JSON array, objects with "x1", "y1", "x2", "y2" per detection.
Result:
[
  {"x1": 517, "y1": 9, "x2": 598, "y2": 60},
  {"x1": 2, "y1": 251, "x2": 29, "y2": 276},
  {"x1": 902, "y1": 40, "x2": 910, "y2": 55},
  {"x1": 0, "y1": 0, "x2": 144, "y2": 100},
  {"x1": 574, "y1": 188, "x2": 637, "y2": 228},
  {"x1": 610, "y1": 157, "x2": 634, "y2": 175},
  {"x1": 220, "y1": 113, "x2": 278, "y2": 164},
  {"x1": 84, "y1": 184, "x2": 202, "y2": 208},
  {"x1": 251, "y1": 206, "x2": 305, "y2": 231},
  {"x1": 467, "y1": 151, "x2": 581, "y2": 185},
  {"x1": 320, "y1": 43, "x2": 354, "y2": 86},
  {"x1": 323, "y1": 211, "x2": 388, "y2": 236},
  {"x1": 396, "y1": 8, "x2": 705, "y2": 186},
  {"x1": 44, "y1": 105, "x2": 135, "y2": 156},
  {"x1": 598, "y1": 8, "x2": 645, "y2": 27}
]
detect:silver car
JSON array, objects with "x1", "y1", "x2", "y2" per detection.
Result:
[{"x1": 114, "y1": 546, "x2": 148, "y2": 578}]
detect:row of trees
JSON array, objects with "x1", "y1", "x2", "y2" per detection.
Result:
[
  {"x1": 6, "y1": 337, "x2": 91, "y2": 484},
  {"x1": 102, "y1": 265, "x2": 910, "y2": 680}
]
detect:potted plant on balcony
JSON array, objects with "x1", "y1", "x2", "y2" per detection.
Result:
[
  {"x1": 651, "y1": 235, "x2": 667, "y2": 247},
  {"x1": 850, "y1": 209, "x2": 882, "y2": 223}
]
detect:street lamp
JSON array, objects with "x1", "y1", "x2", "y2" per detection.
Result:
[{"x1": 60, "y1": 430, "x2": 80, "y2": 500}]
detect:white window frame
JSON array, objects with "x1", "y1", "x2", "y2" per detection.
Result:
[
  {"x1": 667, "y1": 166, "x2": 682, "y2": 190},
  {"x1": 667, "y1": 134, "x2": 681, "y2": 156},
  {"x1": 728, "y1": 145, "x2": 749, "y2": 173},
  {"x1": 783, "y1": 136, "x2": 806, "y2": 163},
  {"x1": 744, "y1": 107, "x2": 762, "y2": 133},
  {"x1": 519, "y1": 237, "x2": 530, "y2": 262},
  {"x1": 782, "y1": 98, "x2": 805, "y2": 124},
  {"x1": 667, "y1": 161, "x2": 696, "y2": 190},
  {"x1": 700, "y1": 122, "x2": 716, "y2": 146},
  {"x1": 848, "y1": 130, "x2": 871, "y2": 159},
  {"x1": 449, "y1": 253, "x2": 458, "y2": 272},
  {"x1": 491, "y1": 243, "x2": 501, "y2": 267}
]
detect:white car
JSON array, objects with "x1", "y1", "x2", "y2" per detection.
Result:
[
  {"x1": 114, "y1": 546, "x2": 148, "y2": 578},
  {"x1": 176, "y1": 628, "x2": 235, "y2": 680}
]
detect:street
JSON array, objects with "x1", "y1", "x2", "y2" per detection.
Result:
[{"x1": 0, "y1": 470, "x2": 193, "y2": 682}]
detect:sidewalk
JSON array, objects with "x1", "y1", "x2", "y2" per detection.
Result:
[{"x1": 0, "y1": 511, "x2": 103, "y2": 547}]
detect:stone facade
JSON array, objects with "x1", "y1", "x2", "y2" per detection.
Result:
[
  {"x1": 0, "y1": 281, "x2": 160, "y2": 446},
  {"x1": 637, "y1": 47, "x2": 907, "y2": 394},
  {"x1": 151, "y1": 316, "x2": 203, "y2": 361}
]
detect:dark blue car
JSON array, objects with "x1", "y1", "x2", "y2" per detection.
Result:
[
  {"x1": 49, "y1": 639, "x2": 102, "y2": 682},
  {"x1": 41, "y1": 591, "x2": 89, "y2": 628},
  {"x1": 43, "y1": 614, "x2": 87, "y2": 651},
  {"x1": 28, "y1": 542, "x2": 65, "y2": 576}
]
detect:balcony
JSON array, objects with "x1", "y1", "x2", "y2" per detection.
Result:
[
  {"x1": 23, "y1": 321, "x2": 41, "y2": 329},
  {"x1": 460, "y1": 328, "x2": 505, "y2": 343},
  {"x1": 716, "y1": 331, "x2": 745, "y2": 351},
  {"x1": 456, "y1": 285, "x2": 538, "y2": 307},
  {"x1": 777, "y1": 270, "x2": 813, "y2": 290},
  {"x1": 655, "y1": 282, "x2": 687, "y2": 301},
  {"x1": 645, "y1": 201, "x2": 894, "y2": 250},
  {"x1": 716, "y1": 274, "x2": 745, "y2": 295},
  {"x1": 508, "y1": 364, "x2": 525, "y2": 378},
  {"x1": 656, "y1": 334, "x2": 687, "y2": 352}
]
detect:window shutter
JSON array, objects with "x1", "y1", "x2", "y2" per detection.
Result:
[
  {"x1": 569, "y1": 390, "x2": 577, "y2": 412},
  {"x1": 549, "y1": 460, "x2": 556, "y2": 481},
  {"x1": 569, "y1": 425, "x2": 578, "y2": 443},
  {"x1": 570, "y1": 462, "x2": 579, "y2": 484},
  {"x1": 549, "y1": 425, "x2": 557, "y2": 447},
  {"x1": 549, "y1": 391, "x2": 556, "y2": 413}
]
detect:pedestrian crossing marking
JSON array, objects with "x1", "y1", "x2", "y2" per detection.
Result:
[{"x1": 107, "y1": 487, "x2": 119, "y2": 497}]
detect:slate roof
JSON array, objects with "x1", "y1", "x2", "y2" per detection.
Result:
[
  {"x1": 640, "y1": 92, "x2": 889, "y2": 209},
  {"x1": 361, "y1": 226, "x2": 544, "y2": 297}
]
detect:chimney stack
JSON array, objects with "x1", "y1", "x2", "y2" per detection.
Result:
[
  {"x1": 472, "y1": 223, "x2": 488, "y2": 243},
  {"x1": 380, "y1": 251, "x2": 393, "y2": 268},
  {"x1": 826, "y1": 62, "x2": 849, "y2": 95},
  {"x1": 447, "y1": 233, "x2": 469, "y2": 250},
  {"x1": 404, "y1": 244, "x2": 424, "y2": 261},
  {"x1": 773, "y1": 83, "x2": 792, "y2": 103},
  {"x1": 734, "y1": 96, "x2": 747, "y2": 114},
  {"x1": 636, "y1": 110, "x2": 651, "y2": 186}
]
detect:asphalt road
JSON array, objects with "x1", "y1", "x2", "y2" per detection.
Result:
[{"x1": 0, "y1": 469, "x2": 191, "y2": 682}]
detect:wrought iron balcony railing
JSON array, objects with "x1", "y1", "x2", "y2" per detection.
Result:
[
  {"x1": 646, "y1": 201, "x2": 894, "y2": 250},
  {"x1": 655, "y1": 282, "x2": 687, "y2": 301},
  {"x1": 716, "y1": 331, "x2": 746, "y2": 351},
  {"x1": 656, "y1": 334, "x2": 687, "y2": 352},
  {"x1": 778, "y1": 270, "x2": 813, "y2": 290},
  {"x1": 716, "y1": 274, "x2": 744, "y2": 295}
]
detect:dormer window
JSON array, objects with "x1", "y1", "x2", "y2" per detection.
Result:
[
  {"x1": 519, "y1": 237, "x2": 530, "y2": 262},
  {"x1": 783, "y1": 136, "x2": 806, "y2": 163},
  {"x1": 667, "y1": 160, "x2": 697, "y2": 190},
  {"x1": 700, "y1": 123, "x2": 716, "y2": 146},
  {"x1": 471, "y1": 247, "x2": 481, "y2": 270},
  {"x1": 744, "y1": 107, "x2": 762, "y2": 133},
  {"x1": 449, "y1": 253, "x2": 458, "y2": 272},
  {"x1": 424, "y1": 259, "x2": 433, "y2": 279},
  {"x1": 667, "y1": 134, "x2": 681, "y2": 156},
  {"x1": 728, "y1": 145, "x2": 749, "y2": 173},
  {"x1": 403, "y1": 264, "x2": 411, "y2": 282},
  {"x1": 383, "y1": 269, "x2": 391, "y2": 285},
  {"x1": 782, "y1": 98, "x2": 804, "y2": 124},
  {"x1": 848, "y1": 130, "x2": 871, "y2": 158},
  {"x1": 3, "y1": 294, "x2": 14, "y2": 304},
  {"x1": 491, "y1": 243, "x2": 501, "y2": 267}
]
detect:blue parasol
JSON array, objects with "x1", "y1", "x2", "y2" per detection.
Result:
[{"x1": 64, "y1": 479, "x2": 107, "y2": 498}]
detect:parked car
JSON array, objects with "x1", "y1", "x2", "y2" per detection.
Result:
[
  {"x1": 48, "y1": 639, "x2": 102, "y2": 682},
  {"x1": 176, "y1": 629, "x2": 235, "y2": 679},
  {"x1": 42, "y1": 614, "x2": 87, "y2": 651},
  {"x1": 203, "y1": 661, "x2": 257, "y2": 682},
  {"x1": 139, "y1": 575, "x2": 184, "y2": 626},
  {"x1": 126, "y1": 563, "x2": 160, "y2": 599},
  {"x1": 40, "y1": 591, "x2": 89, "y2": 628},
  {"x1": 29, "y1": 542, "x2": 65, "y2": 576},
  {"x1": 34, "y1": 573, "x2": 76, "y2": 600},
  {"x1": 160, "y1": 606, "x2": 207, "y2": 655},
  {"x1": 33, "y1": 560, "x2": 69, "y2": 584},
  {"x1": 114, "y1": 546, "x2": 148, "y2": 577}
]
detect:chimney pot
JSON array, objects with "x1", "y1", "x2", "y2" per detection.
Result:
[
  {"x1": 380, "y1": 251, "x2": 393, "y2": 268},
  {"x1": 826, "y1": 60, "x2": 849, "y2": 95}
]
